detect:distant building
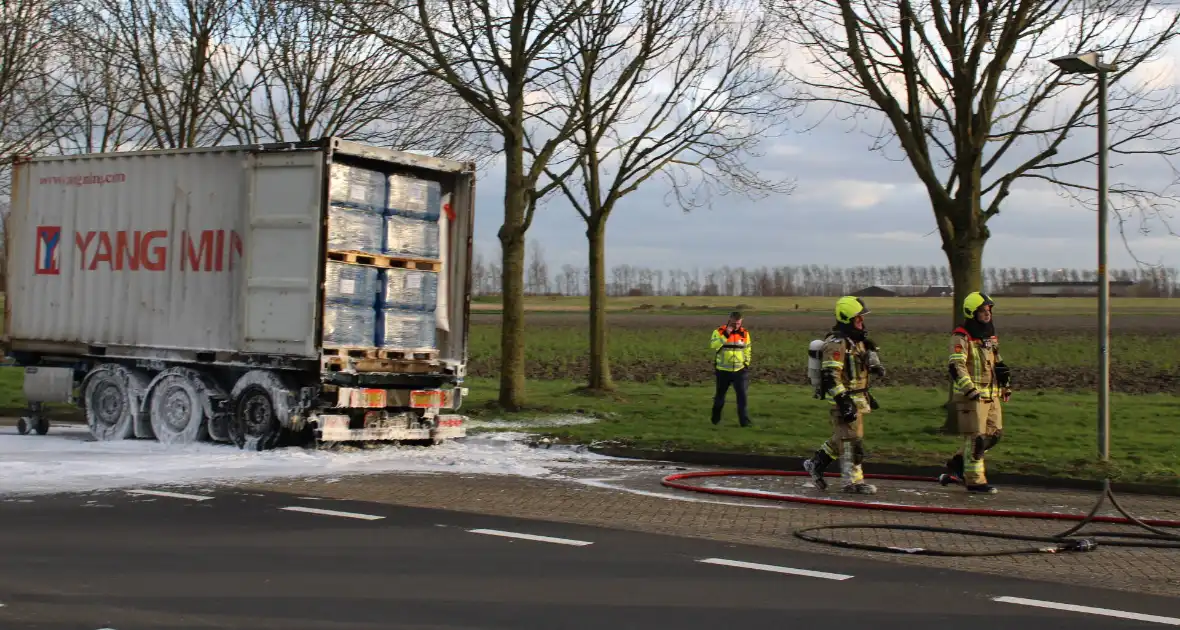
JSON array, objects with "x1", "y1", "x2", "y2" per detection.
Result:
[
  {"x1": 1005, "y1": 281, "x2": 1135, "y2": 297},
  {"x1": 852, "y1": 286, "x2": 898, "y2": 298},
  {"x1": 852, "y1": 285, "x2": 951, "y2": 298}
]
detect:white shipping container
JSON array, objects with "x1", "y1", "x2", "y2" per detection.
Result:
[{"x1": 4, "y1": 139, "x2": 474, "y2": 370}]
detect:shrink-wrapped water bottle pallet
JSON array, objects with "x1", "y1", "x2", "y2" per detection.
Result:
[{"x1": 327, "y1": 250, "x2": 442, "y2": 272}]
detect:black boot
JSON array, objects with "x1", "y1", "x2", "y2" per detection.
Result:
[
  {"x1": 803, "y1": 450, "x2": 833, "y2": 491},
  {"x1": 939, "y1": 454, "x2": 964, "y2": 486}
]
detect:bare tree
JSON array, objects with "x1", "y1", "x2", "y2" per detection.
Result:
[
  {"x1": 50, "y1": 3, "x2": 144, "y2": 154},
  {"x1": 76, "y1": 0, "x2": 264, "y2": 149},
  {"x1": 0, "y1": 0, "x2": 65, "y2": 188},
  {"x1": 771, "y1": 0, "x2": 1180, "y2": 326},
  {"x1": 538, "y1": 0, "x2": 793, "y2": 390},
  {"x1": 227, "y1": 0, "x2": 491, "y2": 158}
]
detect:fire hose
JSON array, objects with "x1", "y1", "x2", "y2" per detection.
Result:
[{"x1": 660, "y1": 470, "x2": 1180, "y2": 556}]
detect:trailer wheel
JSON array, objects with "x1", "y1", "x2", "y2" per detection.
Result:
[
  {"x1": 83, "y1": 364, "x2": 151, "y2": 441},
  {"x1": 147, "y1": 368, "x2": 212, "y2": 445},
  {"x1": 229, "y1": 385, "x2": 283, "y2": 451}
]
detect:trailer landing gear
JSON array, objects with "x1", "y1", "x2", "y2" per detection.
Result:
[{"x1": 16, "y1": 403, "x2": 49, "y2": 435}]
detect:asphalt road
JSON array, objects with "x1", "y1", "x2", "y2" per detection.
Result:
[{"x1": 0, "y1": 487, "x2": 1178, "y2": 630}]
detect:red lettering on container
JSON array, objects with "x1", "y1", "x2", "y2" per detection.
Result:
[
  {"x1": 72, "y1": 228, "x2": 243, "y2": 272},
  {"x1": 89, "y1": 233, "x2": 113, "y2": 270},
  {"x1": 75, "y1": 232, "x2": 96, "y2": 269},
  {"x1": 182, "y1": 230, "x2": 214, "y2": 271},
  {"x1": 141, "y1": 231, "x2": 168, "y2": 270}
]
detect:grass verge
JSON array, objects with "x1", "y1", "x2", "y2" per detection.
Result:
[{"x1": 461, "y1": 377, "x2": 1180, "y2": 486}]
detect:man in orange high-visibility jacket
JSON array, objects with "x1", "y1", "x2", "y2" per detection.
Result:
[{"x1": 710, "y1": 311, "x2": 752, "y2": 427}]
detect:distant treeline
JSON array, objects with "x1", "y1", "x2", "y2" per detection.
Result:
[{"x1": 472, "y1": 248, "x2": 1179, "y2": 298}]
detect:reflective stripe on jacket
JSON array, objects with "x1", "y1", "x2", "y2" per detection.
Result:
[
  {"x1": 821, "y1": 334, "x2": 872, "y2": 413},
  {"x1": 711, "y1": 326, "x2": 751, "y2": 372},
  {"x1": 948, "y1": 328, "x2": 1003, "y2": 400}
]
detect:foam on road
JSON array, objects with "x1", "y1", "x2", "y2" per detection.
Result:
[{"x1": 0, "y1": 426, "x2": 616, "y2": 497}]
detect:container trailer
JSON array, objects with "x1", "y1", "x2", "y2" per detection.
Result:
[{"x1": 3, "y1": 137, "x2": 474, "y2": 449}]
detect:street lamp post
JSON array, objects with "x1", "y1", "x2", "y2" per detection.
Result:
[{"x1": 1050, "y1": 51, "x2": 1119, "y2": 462}]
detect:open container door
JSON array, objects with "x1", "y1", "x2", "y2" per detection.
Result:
[{"x1": 239, "y1": 150, "x2": 325, "y2": 358}]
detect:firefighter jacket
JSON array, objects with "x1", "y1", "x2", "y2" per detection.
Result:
[
  {"x1": 711, "y1": 325, "x2": 751, "y2": 372},
  {"x1": 821, "y1": 333, "x2": 873, "y2": 413},
  {"x1": 948, "y1": 328, "x2": 1005, "y2": 400}
]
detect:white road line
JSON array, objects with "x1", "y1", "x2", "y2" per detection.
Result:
[
  {"x1": 468, "y1": 528, "x2": 594, "y2": 546},
  {"x1": 124, "y1": 489, "x2": 214, "y2": 501},
  {"x1": 993, "y1": 596, "x2": 1180, "y2": 626},
  {"x1": 280, "y1": 506, "x2": 385, "y2": 521},
  {"x1": 697, "y1": 558, "x2": 854, "y2": 581}
]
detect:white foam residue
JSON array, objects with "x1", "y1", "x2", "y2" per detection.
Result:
[
  {"x1": 466, "y1": 415, "x2": 599, "y2": 430},
  {"x1": 0, "y1": 426, "x2": 615, "y2": 497}
]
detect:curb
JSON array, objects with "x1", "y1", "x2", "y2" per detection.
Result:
[{"x1": 586, "y1": 445, "x2": 1180, "y2": 498}]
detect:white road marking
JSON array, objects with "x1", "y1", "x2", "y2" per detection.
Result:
[
  {"x1": 993, "y1": 596, "x2": 1180, "y2": 626},
  {"x1": 468, "y1": 528, "x2": 594, "y2": 546},
  {"x1": 279, "y1": 506, "x2": 385, "y2": 521},
  {"x1": 697, "y1": 558, "x2": 854, "y2": 581},
  {"x1": 576, "y1": 477, "x2": 790, "y2": 509},
  {"x1": 124, "y1": 489, "x2": 213, "y2": 501}
]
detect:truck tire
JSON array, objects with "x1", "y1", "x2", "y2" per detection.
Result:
[
  {"x1": 229, "y1": 385, "x2": 282, "y2": 451},
  {"x1": 146, "y1": 368, "x2": 213, "y2": 446},
  {"x1": 228, "y1": 370, "x2": 297, "y2": 451},
  {"x1": 83, "y1": 364, "x2": 152, "y2": 442}
]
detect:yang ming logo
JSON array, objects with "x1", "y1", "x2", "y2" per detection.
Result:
[{"x1": 35, "y1": 226, "x2": 61, "y2": 275}]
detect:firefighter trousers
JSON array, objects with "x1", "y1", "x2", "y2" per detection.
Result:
[
  {"x1": 818, "y1": 407, "x2": 865, "y2": 486},
  {"x1": 951, "y1": 397, "x2": 1003, "y2": 485}
]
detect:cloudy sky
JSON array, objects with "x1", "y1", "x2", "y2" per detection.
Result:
[
  {"x1": 470, "y1": 118, "x2": 1180, "y2": 274},
  {"x1": 467, "y1": 22, "x2": 1180, "y2": 275}
]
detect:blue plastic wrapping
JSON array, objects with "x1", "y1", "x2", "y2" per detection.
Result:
[
  {"x1": 380, "y1": 268, "x2": 438, "y2": 311},
  {"x1": 377, "y1": 308, "x2": 437, "y2": 350},
  {"x1": 330, "y1": 164, "x2": 387, "y2": 210},
  {"x1": 322, "y1": 303, "x2": 377, "y2": 347},
  {"x1": 325, "y1": 262, "x2": 380, "y2": 306},
  {"x1": 327, "y1": 204, "x2": 383, "y2": 254},
  {"x1": 383, "y1": 214, "x2": 439, "y2": 259},
  {"x1": 386, "y1": 174, "x2": 442, "y2": 221}
]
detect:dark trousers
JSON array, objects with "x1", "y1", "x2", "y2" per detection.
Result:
[{"x1": 712, "y1": 368, "x2": 750, "y2": 426}]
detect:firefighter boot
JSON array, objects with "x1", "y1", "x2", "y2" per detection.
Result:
[
  {"x1": 840, "y1": 440, "x2": 877, "y2": 495},
  {"x1": 803, "y1": 447, "x2": 833, "y2": 491},
  {"x1": 939, "y1": 454, "x2": 964, "y2": 486}
]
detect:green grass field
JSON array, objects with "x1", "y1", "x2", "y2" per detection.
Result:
[
  {"x1": 460, "y1": 295, "x2": 1180, "y2": 483},
  {"x1": 461, "y1": 377, "x2": 1180, "y2": 486},
  {"x1": 472, "y1": 294, "x2": 1180, "y2": 316}
]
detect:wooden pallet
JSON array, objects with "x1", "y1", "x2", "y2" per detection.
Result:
[
  {"x1": 327, "y1": 250, "x2": 442, "y2": 272},
  {"x1": 376, "y1": 348, "x2": 438, "y2": 361},
  {"x1": 322, "y1": 346, "x2": 380, "y2": 359},
  {"x1": 321, "y1": 355, "x2": 439, "y2": 374}
]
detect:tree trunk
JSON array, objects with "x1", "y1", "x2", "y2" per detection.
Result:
[
  {"x1": 586, "y1": 216, "x2": 613, "y2": 391},
  {"x1": 941, "y1": 231, "x2": 987, "y2": 433},
  {"x1": 497, "y1": 135, "x2": 529, "y2": 411}
]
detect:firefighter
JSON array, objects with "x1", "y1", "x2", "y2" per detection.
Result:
[
  {"x1": 802, "y1": 296, "x2": 884, "y2": 495},
  {"x1": 710, "y1": 311, "x2": 752, "y2": 427},
  {"x1": 939, "y1": 292, "x2": 1012, "y2": 494}
]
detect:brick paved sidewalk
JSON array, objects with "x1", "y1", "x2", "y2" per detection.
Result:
[{"x1": 242, "y1": 469, "x2": 1180, "y2": 599}]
